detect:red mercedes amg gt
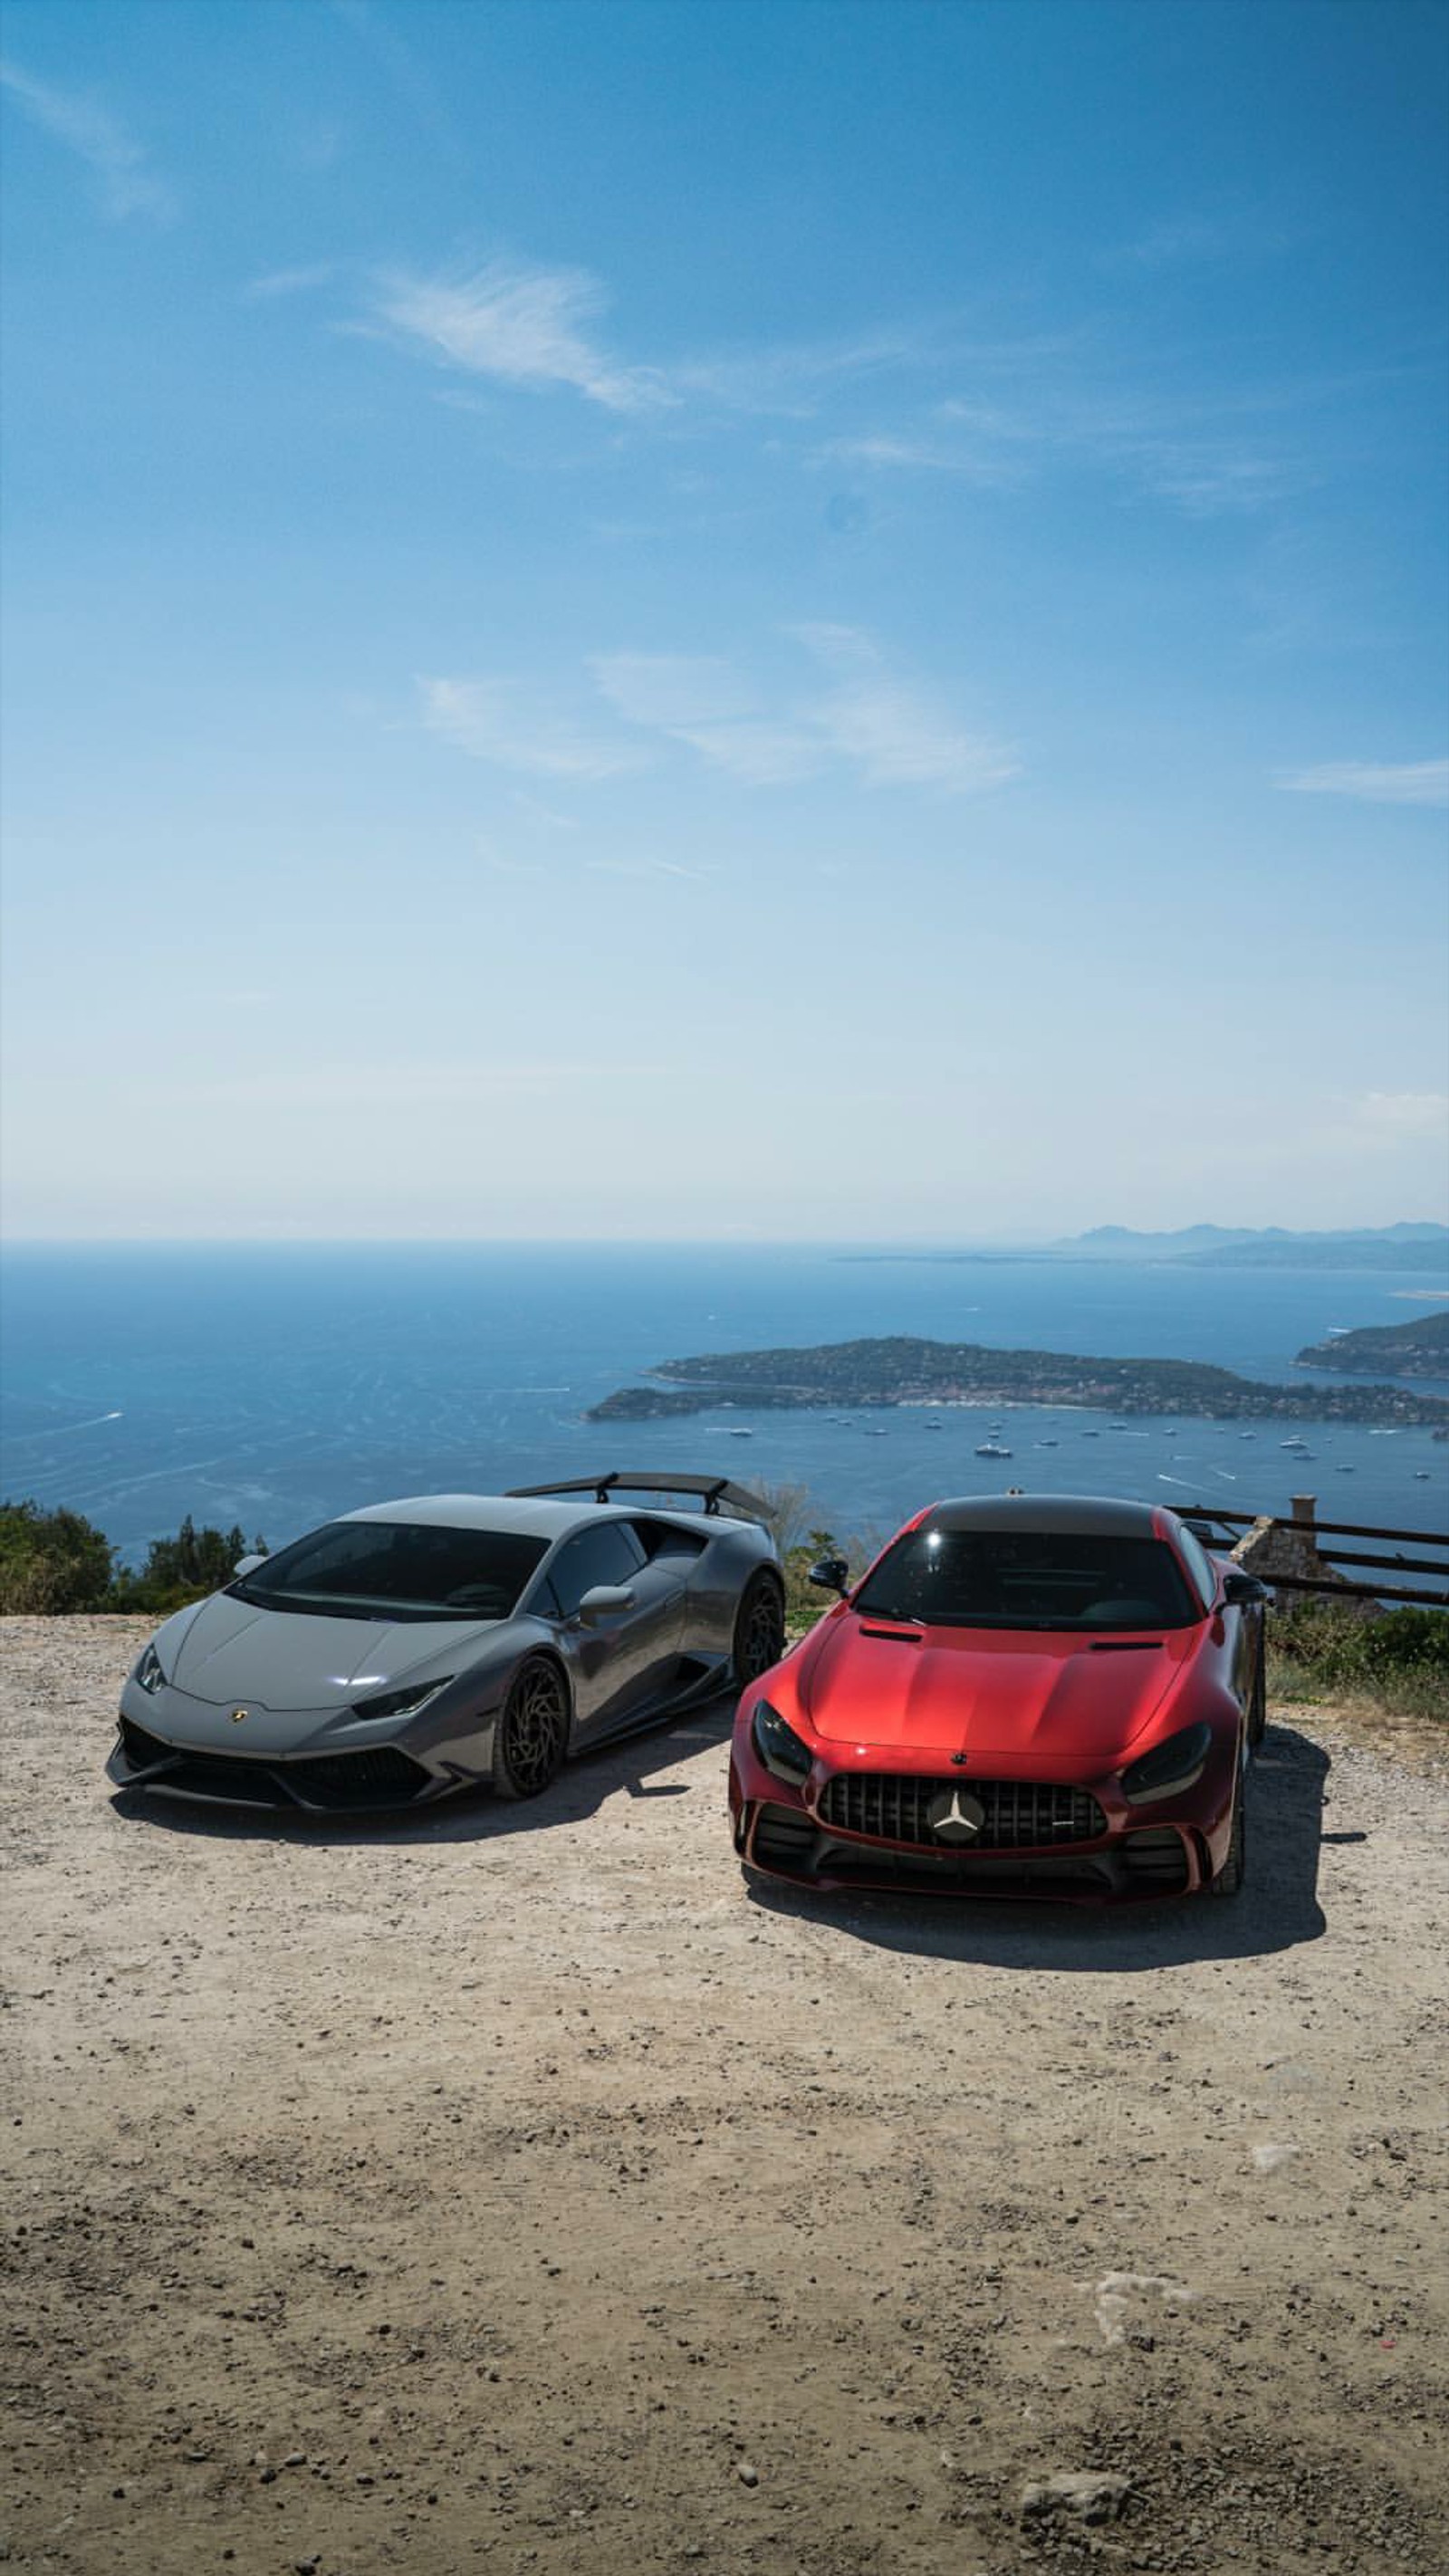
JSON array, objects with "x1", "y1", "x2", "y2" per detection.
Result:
[{"x1": 730, "y1": 1495, "x2": 1268, "y2": 1903}]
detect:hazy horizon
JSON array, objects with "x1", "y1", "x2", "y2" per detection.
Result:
[{"x1": 3, "y1": 1218, "x2": 1445, "y2": 1251}]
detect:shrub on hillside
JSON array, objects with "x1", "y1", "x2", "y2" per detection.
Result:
[
  {"x1": 109, "y1": 1515, "x2": 266, "y2": 1616},
  {"x1": 0, "y1": 1498, "x2": 117, "y2": 1613},
  {"x1": 1269, "y1": 1599, "x2": 1448, "y2": 1722}
]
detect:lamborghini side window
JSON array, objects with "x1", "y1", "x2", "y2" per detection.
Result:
[
  {"x1": 629, "y1": 1518, "x2": 707, "y2": 1563},
  {"x1": 548, "y1": 1523, "x2": 645, "y2": 1616}
]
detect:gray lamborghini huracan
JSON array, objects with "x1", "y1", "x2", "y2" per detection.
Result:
[{"x1": 107, "y1": 1473, "x2": 784, "y2": 1813}]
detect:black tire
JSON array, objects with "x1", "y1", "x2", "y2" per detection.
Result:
[
  {"x1": 1209, "y1": 1768, "x2": 1247, "y2": 1898},
  {"x1": 1247, "y1": 1629, "x2": 1267, "y2": 1749},
  {"x1": 492, "y1": 1657, "x2": 570, "y2": 1800},
  {"x1": 732, "y1": 1570, "x2": 786, "y2": 1688}
]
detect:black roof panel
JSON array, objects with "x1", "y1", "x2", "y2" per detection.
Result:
[{"x1": 924, "y1": 1494, "x2": 1164, "y2": 1537}]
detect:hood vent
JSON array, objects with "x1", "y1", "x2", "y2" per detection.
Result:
[{"x1": 1089, "y1": 1639, "x2": 1162, "y2": 1653}]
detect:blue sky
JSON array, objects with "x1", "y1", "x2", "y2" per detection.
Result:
[{"x1": 2, "y1": 0, "x2": 1446, "y2": 1241}]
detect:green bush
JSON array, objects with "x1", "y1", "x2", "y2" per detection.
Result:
[
  {"x1": 0, "y1": 1498, "x2": 117, "y2": 1613},
  {"x1": 1268, "y1": 1600, "x2": 1449, "y2": 1722},
  {"x1": 109, "y1": 1515, "x2": 266, "y2": 1617}
]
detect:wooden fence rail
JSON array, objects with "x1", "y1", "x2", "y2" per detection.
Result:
[{"x1": 1178, "y1": 1495, "x2": 1449, "y2": 1610}]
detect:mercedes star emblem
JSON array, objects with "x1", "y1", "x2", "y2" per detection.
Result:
[{"x1": 927, "y1": 1786, "x2": 985, "y2": 1843}]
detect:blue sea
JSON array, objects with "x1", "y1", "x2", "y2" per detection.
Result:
[{"x1": 1, "y1": 1244, "x2": 1445, "y2": 1563}]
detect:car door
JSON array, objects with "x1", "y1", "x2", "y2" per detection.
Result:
[{"x1": 542, "y1": 1521, "x2": 687, "y2": 1740}]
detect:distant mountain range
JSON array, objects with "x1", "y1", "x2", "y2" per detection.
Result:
[
  {"x1": 1058, "y1": 1224, "x2": 1449, "y2": 1274},
  {"x1": 840, "y1": 1224, "x2": 1449, "y2": 1274}
]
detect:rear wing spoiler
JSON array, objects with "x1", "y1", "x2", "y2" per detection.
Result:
[{"x1": 507, "y1": 1470, "x2": 772, "y2": 1524}]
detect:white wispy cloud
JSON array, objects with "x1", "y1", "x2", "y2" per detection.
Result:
[
  {"x1": 591, "y1": 634, "x2": 1019, "y2": 793},
  {"x1": 424, "y1": 634, "x2": 1016, "y2": 799},
  {"x1": 244, "y1": 263, "x2": 338, "y2": 303},
  {"x1": 1356, "y1": 1091, "x2": 1449, "y2": 1140},
  {"x1": 585, "y1": 856, "x2": 713, "y2": 883},
  {"x1": 510, "y1": 791, "x2": 579, "y2": 831},
  {"x1": 419, "y1": 676, "x2": 648, "y2": 780},
  {"x1": 830, "y1": 397, "x2": 1300, "y2": 518},
  {"x1": 1101, "y1": 203, "x2": 1305, "y2": 274},
  {"x1": 582, "y1": 653, "x2": 815, "y2": 783},
  {"x1": 809, "y1": 680, "x2": 1020, "y2": 792},
  {"x1": 590, "y1": 654, "x2": 758, "y2": 731},
  {"x1": 0, "y1": 55, "x2": 176, "y2": 223},
  {"x1": 1275, "y1": 760, "x2": 1449, "y2": 807},
  {"x1": 786, "y1": 621, "x2": 882, "y2": 675},
  {"x1": 374, "y1": 259, "x2": 669, "y2": 412},
  {"x1": 672, "y1": 329, "x2": 921, "y2": 417},
  {"x1": 820, "y1": 430, "x2": 1025, "y2": 485},
  {"x1": 1108, "y1": 214, "x2": 1244, "y2": 271}
]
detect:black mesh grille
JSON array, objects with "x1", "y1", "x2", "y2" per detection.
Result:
[
  {"x1": 1118, "y1": 1827, "x2": 1190, "y2": 1892},
  {"x1": 120, "y1": 1718, "x2": 172, "y2": 1769},
  {"x1": 151, "y1": 1754, "x2": 283, "y2": 1803},
  {"x1": 811, "y1": 1844, "x2": 1117, "y2": 1897},
  {"x1": 283, "y1": 1747, "x2": 429, "y2": 1805},
  {"x1": 117, "y1": 1722, "x2": 428, "y2": 1808},
  {"x1": 751, "y1": 1802, "x2": 818, "y2": 1870},
  {"x1": 817, "y1": 1772, "x2": 1105, "y2": 1849}
]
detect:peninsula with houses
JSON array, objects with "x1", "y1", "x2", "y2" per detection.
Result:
[{"x1": 587, "y1": 1334, "x2": 1449, "y2": 1427}]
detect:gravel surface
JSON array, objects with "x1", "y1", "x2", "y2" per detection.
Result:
[{"x1": 3, "y1": 1617, "x2": 1446, "y2": 2576}]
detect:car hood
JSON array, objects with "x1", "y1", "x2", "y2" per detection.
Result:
[
  {"x1": 165, "y1": 1591, "x2": 497, "y2": 1712},
  {"x1": 796, "y1": 1614, "x2": 1195, "y2": 1763}
]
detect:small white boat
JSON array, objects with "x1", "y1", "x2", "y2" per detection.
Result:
[
  {"x1": 975, "y1": 1441, "x2": 1012, "y2": 1458},
  {"x1": 727, "y1": 1427, "x2": 753, "y2": 1438}
]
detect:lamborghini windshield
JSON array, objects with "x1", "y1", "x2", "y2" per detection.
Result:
[
  {"x1": 231, "y1": 1522, "x2": 549, "y2": 1622},
  {"x1": 854, "y1": 1527, "x2": 1198, "y2": 1631}
]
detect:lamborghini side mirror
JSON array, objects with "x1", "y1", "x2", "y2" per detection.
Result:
[{"x1": 577, "y1": 1583, "x2": 636, "y2": 1626}]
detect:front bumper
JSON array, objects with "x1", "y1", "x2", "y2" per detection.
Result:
[
  {"x1": 729, "y1": 1731, "x2": 1238, "y2": 1904},
  {"x1": 107, "y1": 1712, "x2": 449, "y2": 1813}
]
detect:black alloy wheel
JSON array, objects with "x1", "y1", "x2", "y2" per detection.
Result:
[
  {"x1": 1208, "y1": 1769, "x2": 1247, "y2": 1898},
  {"x1": 493, "y1": 1658, "x2": 570, "y2": 1800},
  {"x1": 733, "y1": 1571, "x2": 787, "y2": 1687}
]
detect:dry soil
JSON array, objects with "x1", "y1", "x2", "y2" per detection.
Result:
[{"x1": 2, "y1": 1617, "x2": 1446, "y2": 2576}]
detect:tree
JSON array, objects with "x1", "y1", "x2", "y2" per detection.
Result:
[
  {"x1": 110, "y1": 1518, "x2": 267, "y2": 1615},
  {"x1": 0, "y1": 1499, "x2": 116, "y2": 1613}
]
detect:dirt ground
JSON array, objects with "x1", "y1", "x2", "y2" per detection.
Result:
[{"x1": 3, "y1": 1618, "x2": 1446, "y2": 2576}]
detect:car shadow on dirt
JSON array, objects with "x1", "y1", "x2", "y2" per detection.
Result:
[
  {"x1": 742, "y1": 1725, "x2": 1330, "y2": 1967},
  {"x1": 108, "y1": 1691, "x2": 744, "y2": 1845}
]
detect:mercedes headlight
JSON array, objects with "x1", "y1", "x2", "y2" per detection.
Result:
[
  {"x1": 135, "y1": 1642, "x2": 167, "y2": 1697},
  {"x1": 350, "y1": 1676, "x2": 455, "y2": 1723},
  {"x1": 1121, "y1": 1721, "x2": 1214, "y2": 1806},
  {"x1": 752, "y1": 1699, "x2": 812, "y2": 1786}
]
